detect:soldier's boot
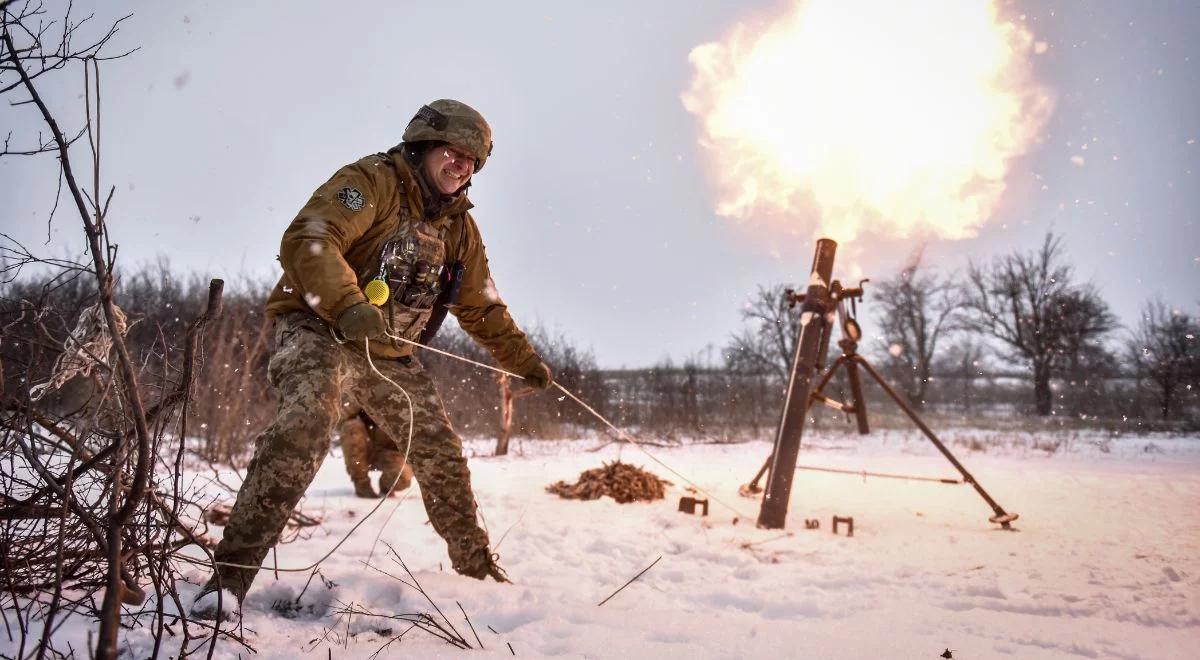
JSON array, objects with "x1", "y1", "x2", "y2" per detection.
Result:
[
  {"x1": 353, "y1": 477, "x2": 377, "y2": 499},
  {"x1": 206, "y1": 314, "x2": 343, "y2": 600},
  {"x1": 341, "y1": 414, "x2": 377, "y2": 498},
  {"x1": 457, "y1": 548, "x2": 511, "y2": 583},
  {"x1": 378, "y1": 462, "x2": 413, "y2": 496}
]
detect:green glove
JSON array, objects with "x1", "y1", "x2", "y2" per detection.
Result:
[
  {"x1": 521, "y1": 361, "x2": 553, "y2": 390},
  {"x1": 337, "y1": 303, "x2": 387, "y2": 343}
]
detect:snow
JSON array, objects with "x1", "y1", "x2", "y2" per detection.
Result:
[
  {"x1": 190, "y1": 589, "x2": 240, "y2": 622},
  {"x1": 9, "y1": 429, "x2": 1200, "y2": 658}
]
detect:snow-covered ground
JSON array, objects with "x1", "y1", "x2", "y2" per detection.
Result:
[{"x1": 19, "y1": 429, "x2": 1200, "y2": 658}]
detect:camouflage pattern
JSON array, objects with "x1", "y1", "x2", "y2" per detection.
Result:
[
  {"x1": 339, "y1": 408, "x2": 413, "y2": 496},
  {"x1": 263, "y1": 150, "x2": 542, "y2": 378},
  {"x1": 208, "y1": 313, "x2": 496, "y2": 599},
  {"x1": 402, "y1": 99, "x2": 493, "y2": 171}
]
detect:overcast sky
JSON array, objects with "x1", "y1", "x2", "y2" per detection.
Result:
[{"x1": 2, "y1": 0, "x2": 1197, "y2": 368}]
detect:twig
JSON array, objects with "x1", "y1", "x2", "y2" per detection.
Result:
[
  {"x1": 493, "y1": 505, "x2": 527, "y2": 552},
  {"x1": 456, "y1": 601, "x2": 483, "y2": 650},
  {"x1": 597, "y1": 555, "x2": 662, "y2": 606},
  {"x1": 386, "y1": 548, "x2": 466, "y2": 645}
]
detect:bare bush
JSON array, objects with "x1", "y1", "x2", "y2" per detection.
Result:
[
  {"x1": 187, "y1": 279, "x2": 274, "y2": 464},
  {"x1": 0, "y1": 5, "x2": 249, "y2": 657},
  {"x1": 423, "y1": 323, "x2": 607, "y2": 444},
  {"x1": 607, "y1": 349, "x2": 778, "y2": 442}
]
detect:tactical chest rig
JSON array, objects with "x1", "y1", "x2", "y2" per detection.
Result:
[{"x1": 365, "y1": 206, "x2": 464, "y2": 349}]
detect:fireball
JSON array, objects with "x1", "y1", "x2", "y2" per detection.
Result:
[{"x1": 682, "y1": 0, "x2": 1054, "y2": 242}]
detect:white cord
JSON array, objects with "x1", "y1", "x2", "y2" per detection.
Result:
[
  {"x1": 211, "y1": 336, "x2": 416, "y2": 573},
  {"x1": 383, "y1": 331, "x2": 754, "y2": 520}
]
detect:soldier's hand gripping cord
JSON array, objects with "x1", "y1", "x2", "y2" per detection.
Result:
[
  {"x1": 521, "y1": 361, "x2": 553, "y2": 390},
  {"x1": 337, "y1": 302, "x2": 387, "y2": 342}
]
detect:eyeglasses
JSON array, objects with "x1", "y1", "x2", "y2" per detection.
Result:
[{"x1": 441, "y1": 147, "x2": 477, "y2": 167}]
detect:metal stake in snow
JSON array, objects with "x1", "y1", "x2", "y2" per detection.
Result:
[{"x1": 751, "y1": 238, "x2": 1019, "y2": 530}]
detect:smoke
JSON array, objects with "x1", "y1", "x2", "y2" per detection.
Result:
[{"x1": 682, "y1": 0, "x2": 1054, "y2": 243}]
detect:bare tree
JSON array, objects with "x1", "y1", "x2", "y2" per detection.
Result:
[
  {"x1": 726, "y1": 284, "x2": 800, "y2": 382},
  {"x1": 1130, "y1": 299, "x2": 1200, "y2": 420},
  {"x1": 963, "y1": 234, "x2": 1117, "y2": 416},
  {"x1": 872, "y1": 257, "x2": 963, "y2": 408},
  {"x1": 0, "y1": 5, "x2": 241, "y2": 659},
  {"x1": 1049, "y1": 285, "x2": 1120, "y2": 416}
]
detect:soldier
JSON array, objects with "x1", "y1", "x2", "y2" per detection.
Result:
[
  {"x1": 192, "y1": 100, "x2": 552, "y2": 619},
  {"x1": 340, "y1": 408, "x2": 413, "y2": 498}
]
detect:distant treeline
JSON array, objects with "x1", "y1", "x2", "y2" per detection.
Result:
[{"x1": 2, "y1": 233, "x2": 1196, "y2": 465}]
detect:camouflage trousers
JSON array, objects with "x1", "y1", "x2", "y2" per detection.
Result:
[{"x1": 209, "y1": 313, "x2": 492, "y2": 598}]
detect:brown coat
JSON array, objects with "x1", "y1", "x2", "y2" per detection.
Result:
[{"x1": 265, "y1": 150, "x2": 540, "y2": 374}]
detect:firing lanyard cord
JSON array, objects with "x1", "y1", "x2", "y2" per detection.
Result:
[
  {"x1": 208, "y1": 330, "x2": 753, "y2": 575},
  {"x1": 382, "y1": 331, "x2": 754, "y2": 520},
  {"x1": 796, "y1": 464, "x2": 960, "y2": 484}
]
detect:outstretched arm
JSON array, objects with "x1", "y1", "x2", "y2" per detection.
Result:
[{"x1": 449, "y1": 213, "x2": 546, "y2": 379}]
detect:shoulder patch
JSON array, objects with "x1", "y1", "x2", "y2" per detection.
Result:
[{"x1": 337, "y1": 187, "x2": 365, "y2": 211}]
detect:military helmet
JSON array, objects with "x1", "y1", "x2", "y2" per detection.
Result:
[{"x1": 402, "y1": 99, "x2": 493, "y2": 172}]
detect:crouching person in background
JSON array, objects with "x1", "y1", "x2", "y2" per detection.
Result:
[{"x1": 340, "y1": 408, "x2": 413, "y2": 498}]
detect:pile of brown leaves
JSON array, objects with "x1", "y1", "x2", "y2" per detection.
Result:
[{"x1": 546, "y1": 461, "x2": 672, "y2": 503}]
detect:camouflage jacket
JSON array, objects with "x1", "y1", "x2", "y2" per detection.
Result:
[{"x1": 265, "y1": 150, "x2": 540, "y2": 374}]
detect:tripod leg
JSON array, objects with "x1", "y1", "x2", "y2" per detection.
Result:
[
  {"x1": 812, "y1": 356, "x2": 847, "y2": 398},
  {"x1": 742, "y1": 357, "x2": 850, "y2": 494},
  {"x1": 844, "y1": 359, "x2": 870, "y2": 435},
  {"x1": 855, "y1": 356, "x2": 1018, "y2": 529},
  {"x1": 740, "y1": 456, "x2": 771, "y2": 495}
]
